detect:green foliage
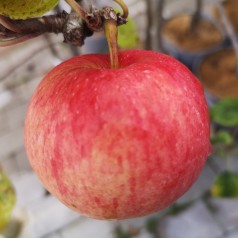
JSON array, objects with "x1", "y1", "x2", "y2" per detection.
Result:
[
  {"x1": 1, "y1": 220, "x2": 22, "y2": 238},
  {"x1": 0, "y1": 0, "x2": 59, "y2": 19},
  {"x1": 118, "y1": 16, "x2": 140, "y2": 49},
  {"x1": 114, "y1": 227, "x2": 132, "y2": 238},
  {"x1": 145, "y1": 217, "x2": 159, "y2": 236},
  {"x1": 211, "y1": 131, "x2": 233, "y2": 146},
  {"x1": 202, "y1": 191, "x2": 218, "y2": 213},
  {"x1": 0, "y1": 168, "x2": 16, "y2": 231},
  {"x1": 114, "y1": 226, "x2": 140, "y2": 238},
  {"x1": 211, "y1": 171, "x2": 238, "y2": 198},
  {"x1": 210, "y1": 99, "x2": 238, "y2": 127},
  {"x1": 167, "y1": 201, "x2": 194, "y2": 216}
]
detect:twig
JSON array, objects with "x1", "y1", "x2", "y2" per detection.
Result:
[{"x1": 54, "y1": 4, "x2": 81, "y2": 57}]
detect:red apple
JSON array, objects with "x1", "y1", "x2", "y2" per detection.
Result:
[{"x1": 24, "y1": 50, "x2": 211, "y2": 220}]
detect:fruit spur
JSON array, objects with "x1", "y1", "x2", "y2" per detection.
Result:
[{"x1": 1, "y1": 0, "x2": 212, "y2": 219}]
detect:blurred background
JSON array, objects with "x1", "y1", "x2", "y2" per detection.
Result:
[{"x1": 1, "y1": 0, "x2": 238, "y2": 237}]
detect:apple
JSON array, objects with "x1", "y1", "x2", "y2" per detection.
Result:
[{"x1": 24, "y1": 50, "x2": 211, "y2": 220}]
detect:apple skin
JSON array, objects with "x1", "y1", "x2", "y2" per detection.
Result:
[{"x1": 24, "y1": 50, "x2": 211, "y2": 220}]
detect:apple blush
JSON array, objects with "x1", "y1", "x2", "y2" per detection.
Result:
[{"x1": 24, "y1": 50, "x2": 212, "y2": 220}]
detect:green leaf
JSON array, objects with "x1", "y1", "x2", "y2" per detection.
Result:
[
  {"x1": 0, "y1": 0, "x2": 59, "y2": 19},
  {"x1": 210, "y1": 99, "x2": 238, "y2": 127},
  {"x1": 211, "y1": 171, "x2": 238, "y2": 198},
  {"x1": 118, "y1": 16, "x2": 140, "y2": 49},
  {"x1": 114, "y1": 225, "x2": 140, "y2": 238},
  {"x1": 0, "y1": 168, "x2": 16, "y2": 231},
  {"x1": 145, "y1": 217, "x2": 158, "y2": 235},
  {"x1": 210, "y1": 131, "x2": 233, "y2": 145},
  {"x1": 167, "y1": 201, "x2": 193, "y2": 216}
]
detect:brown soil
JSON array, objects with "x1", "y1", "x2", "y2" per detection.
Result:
[
  {"x1": 213, "y1": 0, "x2": 238, "y2": 32},
  {"x1": 162, "y1": 15, "x2": 223, "y2": 52},
  {"x1": 198, "y1": 48, "x2": 238, "y2": 99}
]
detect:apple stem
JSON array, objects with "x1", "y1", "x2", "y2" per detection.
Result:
[
  {"x1": 103, "y1": 0, "x2": 129, "y2": 69},
  {"x1": 104, "y1": 18, "x2": 119, "y2": 69},
  {"x1": 65, "y1": 0, "x2": 129, "y2": 69}
]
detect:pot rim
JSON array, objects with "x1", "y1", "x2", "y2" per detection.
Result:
[
  {"x1": 193, "y1": 47, "x2": 238, "y2": 106},
  {"x1": 161, "y1": 13, "x2": 225, "y2": 55}
]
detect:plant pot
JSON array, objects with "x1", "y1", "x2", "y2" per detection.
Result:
[
  {"x1": 161, "y1": 14, "x2": 225, "y2": 70},
  {"x1": 212, "y1": 0, "x2": 238, "y2": 35},
  {"x1": 195, "y1": 48, "x2": 238, "y2": 107}
]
